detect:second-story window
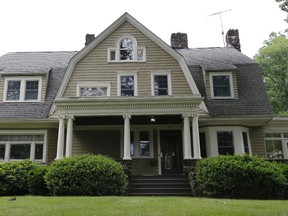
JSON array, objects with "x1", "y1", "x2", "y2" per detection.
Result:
[
  {"x1": 151, "y1": 71, "x2": 171, "y2": 96},
  {"x1": 5, "y1": 78, "x2": 41, "y2": 102},
  {"x1": 209, "y1": 72, "x2": 234, "y2": 99},
  {"x1": 118, "y1": 72, "x2": 138, "y2": 96}
]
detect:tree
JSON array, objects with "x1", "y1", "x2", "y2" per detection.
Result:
[
  {"x1": 254, "y1": 30, "x2": 288, "y2": 116},
  {"x1": 276, "y1": 0, "x2": 288, "y2": 22}
]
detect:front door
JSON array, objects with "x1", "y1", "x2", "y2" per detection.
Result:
[{"x1": 160, "y1": 130, "x2": 183, "y2": 174}]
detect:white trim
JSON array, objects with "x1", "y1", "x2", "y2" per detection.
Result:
[
  {"x1": 117, "y1": 71, "x2": 138, "y2": 96},
  {"x1": 77, "y1": 82, "x2": 111, "y2": 97},
  {"x1": 3, "y1": 77, "x2": 42, "y2": 102},
  {"x1": 0, "y1": 130, "x2": 47, "y2": 162},
  {"x1": 209, "y1": 72, "x2": 234, "y2": 99},
  {"x1": 151, "y1": 71, "x2": 172, "y2": 96}
]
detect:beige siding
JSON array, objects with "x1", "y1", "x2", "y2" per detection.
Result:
[
  {"x1": 131, "y1": 159, "x2": 158, "y2": 175},
  {"x1": 63, "y1": 21, "x2": 192, "y2": 97},
  {"x1": 72, "y1": 130, "x2": 121, "y2": 160},
  {"x1": 249, "y1": 126, "x2": 266, "y2": 157},
  {"x1": 46, "y1": 129, "x2": 58, "y2": 163}
]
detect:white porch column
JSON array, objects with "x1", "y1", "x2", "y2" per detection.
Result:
[
  {"x1": 123, "y1": 114, "x2": 132, "y2": 160},
  {"x1": 30, "y1": 143, "x2": 36, "y2": 161},
  {"x1": 56, "y1": 116, "x2": 65, "y2": 160},
  {"x1": 65, "y1": 116, "x2": 74, "y2": 157},
  {"x1": 183, "y1": 114, "x2": 192, "y2": 159},
  {"x1": 192, "y1": 114, "x2": 202, "y2": 159}
]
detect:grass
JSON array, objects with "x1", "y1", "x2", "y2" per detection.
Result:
[{"x1": 0, "y1": 196, "x2": 288, "y2": 216}]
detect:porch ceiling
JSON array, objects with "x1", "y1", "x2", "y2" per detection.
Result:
[{"x1": 74, "y1": 115, "x2": 182, "y2": 126}]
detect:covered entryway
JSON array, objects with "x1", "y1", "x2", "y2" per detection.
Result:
[{"x1": 160, "y1": 130, "x2": 183, "y2": 174}]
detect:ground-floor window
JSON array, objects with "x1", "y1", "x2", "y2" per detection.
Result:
[
  {"x1": 0, "y1": 133, "x2": 46, "y2": 162},
  {"x1": 217, "y1": 131, "x2": 234, "y2": 155},
  {"x1": 264, "y1": 133, "x2": 287, "y2": 159},
  {"x1": 130, "y1": 129, "x2": 153, "y2": 158}
]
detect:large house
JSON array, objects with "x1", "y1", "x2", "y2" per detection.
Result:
[{"x1": 0, "y1": 13, "x2": 286, "y2": 177}]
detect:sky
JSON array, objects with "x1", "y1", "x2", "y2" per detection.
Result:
[{"x1": 0, "y1": 0, "x2": 287, "y2": 58}]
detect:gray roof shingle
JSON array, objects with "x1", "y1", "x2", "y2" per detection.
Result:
[
  {"x1": 179, "y1": 47, "x2": 274, "y2": 117},
  {"x1": 0, "y1": 51, "x2": 76, "y2": 119}
]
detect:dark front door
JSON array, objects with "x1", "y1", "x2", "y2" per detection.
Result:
[{"x1": 160, "y1": 130, "x2": 183, "y2": 174}]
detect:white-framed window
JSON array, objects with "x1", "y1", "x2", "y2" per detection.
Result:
[
  {"x1": 77, "y1": 82, "x2": 111, "y2": 97},
  {"x1": 209, "y1": 72, "x2": 234, "y2": 99},
  {"x1": 200, "y1": 126, "x2": 251, "y2": 157},
  {"x1": 4, "y1": 77, "x2": 42, "y2": 102},
  {"x1": 217, "y1": 131, "x2": 234, "y2": 155},
  {"x1": 151, "y1": 71, "x2": 172, "y2": 96},
  {"x1": 130, "y1": 129, "x2": 153, "y2": 158},
  {"x1": 108, "y1": 35, "x2": 146, "y2": 62},
  {"x1": 264, "y1": 132, "x2": 288, "y2": 159},
  {"x1": 0, "y1": 131, "x2": 47, "y2": 162},
  {"x1": 117, "y1": 72, "x2": 138, "y2": 96}
]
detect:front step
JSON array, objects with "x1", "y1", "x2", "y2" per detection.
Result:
[{"x1": 128, "y1": 175, "x2": 192, "y2": 196}]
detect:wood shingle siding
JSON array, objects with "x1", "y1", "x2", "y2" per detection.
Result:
[{"x1": 63, "y1": 21, "x2": 192, "y2": 97}]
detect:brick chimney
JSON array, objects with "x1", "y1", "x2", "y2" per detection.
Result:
[
  {"x1": 225, "y1": 29, "x2": 241, "y2": 52},
  {"x1": 85, "y1": 34, "x2": 95, "y2": 46},
  {"x1": 170, "y1": 33, "x2": 188, "y2": 49}
]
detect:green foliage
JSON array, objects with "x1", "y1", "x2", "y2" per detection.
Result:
[
  {"x1": 0, "y1": 160, "x2": 38, "y2": 196},
  {"x1": 254, "y1": 31, "x2": 288, "y2": 116},
  {"x1": 28, "y1": 165, "x2": 50, "y2": 195},
  {"x1": 45, "y1": 154, "x2": 126, "y2": 196},
  {"x1": 277, "y1": 162, "x2": 288, "y2": 198},
  {"x1": 276, "y1": 0, "x2": 288, "y2": 22},
  {"x1": 195, "y1": 155, "x2": 287, "y2": 199}
]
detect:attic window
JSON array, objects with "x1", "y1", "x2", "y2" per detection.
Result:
[
  {"x1": 77, "y1": 82, "x2": 110, "y2": 97},
  {"x1": 209, "y1": 72, "x2": 234, "y2": 99},
  {"x1": 108, "y1": 36, "x2": 146, "y2": 62}
]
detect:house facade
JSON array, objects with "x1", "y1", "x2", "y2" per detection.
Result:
[{"x1": 0, "y1": 13, "x2": 285, "y2": 176}]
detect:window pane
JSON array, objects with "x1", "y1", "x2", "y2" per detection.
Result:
[
  {"x1": 217, "y1": 131, "x2": 234, "y2": 155},
  {"x1": 25, "y1": 81, "x2": 39, "y2": 100},
  {"x1": 120, "y1": 38, "x2": 133, "y2": 60},
  {"x1": 35, "y1": 144, "x2": 43, "y2": 160},
  {"x1": 242, "y1": 132, "x2": 249, "y2": 154},
  {"x1": 121, "y1": 76, "x2": 134, "y2": 96},
  {"x1": 213, "y1": 75, "x2": 231, "y2": 97},
  {"x1": 80, "y1": 87, "x2": 107, "y2": 96},
  {"x1": 200, "y1": 133, "x2": 207, "y2": 157},
  {"x1": 0, "y1": 144, "x2": 5, "y2": 160},
  {"x1": 7, "y1": 80, "x2": 21, "y2": 100},
  {"x1": 137, "y1": 49, "x2": 143, "y2": 61},
  {"x1": 139, "y1": 131, "x2": 150, "y2": 156},
  {"x1": 110, "y1": 50, "x2": 116, "y2": 61},
  {"x1": 130, "y1": 132, "x2": 134, "y2": 156},
  {"x1": 154, "y1": 75, "x2": 168, "y2": 96},
  {"x1": 265, "y1": 140, "x2": 284, "y2": 159},
  {"x1": 10, "y1": 144, "x2": 30, "y2": 159}
]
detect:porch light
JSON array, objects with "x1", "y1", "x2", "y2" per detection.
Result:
[{"x1": 150, "y1": 116, "x2": 156, "y2": 123}]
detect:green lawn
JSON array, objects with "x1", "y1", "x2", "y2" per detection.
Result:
[{"x1": 0, "y1": 196, "x2": 287, "y2": 216}]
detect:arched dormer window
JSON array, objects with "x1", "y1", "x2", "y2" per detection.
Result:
[{"x1": 108, "y1": 36, "x2": 146, "y2": 62}]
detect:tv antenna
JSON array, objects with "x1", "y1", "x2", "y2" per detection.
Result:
[{"x1": 207, "y1": 9, "x2": 232, "y2": 46}]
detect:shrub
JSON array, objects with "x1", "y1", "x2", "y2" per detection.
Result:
[
  {"x1": 0, "y1": 160, "x2": 38, "y2": 196},
  {"x1": 45, "y1": 154, "x2": 126, "y2": 196},
  {"x1": 195, "y1": 155, "x2": 287, "y2": 199},
  {"x1": 277, "y1": 162, "x2": 288, "y2": 198},
  {"x1": 28, "y1": 165, "x2": 50, "y2": 195}
]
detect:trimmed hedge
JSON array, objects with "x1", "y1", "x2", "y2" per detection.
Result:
[
  {"x1": 45, "y1": 154, "x2": 126, "y2": 196},
  {"x1": 28, "y1": 165, "x2": 50, "y2": 195},
  {"x1": 0, "y1": 160, "x2": 38, "y2": 196},
  {"x1": 195, "y1": 155, "x2": 287, "y2": 199}
]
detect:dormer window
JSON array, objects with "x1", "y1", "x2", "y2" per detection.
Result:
[
  {"x1": 4, "y1": 77, "x2": 41, "y2": 102},
  {"x1": 209, "y1": 72, "x2": 234, "y2": 99},
  {"x1": 108, "y1": 36, "x2": 146, "y2": 62}
]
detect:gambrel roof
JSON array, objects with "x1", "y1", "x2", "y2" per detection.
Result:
[{"x1": 0, "y1": 51, "x2": 76, "y2": 119}]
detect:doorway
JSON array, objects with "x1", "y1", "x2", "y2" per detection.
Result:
[{"x1": 160, "y1": 130, "x2": 183, "y2": 174}]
